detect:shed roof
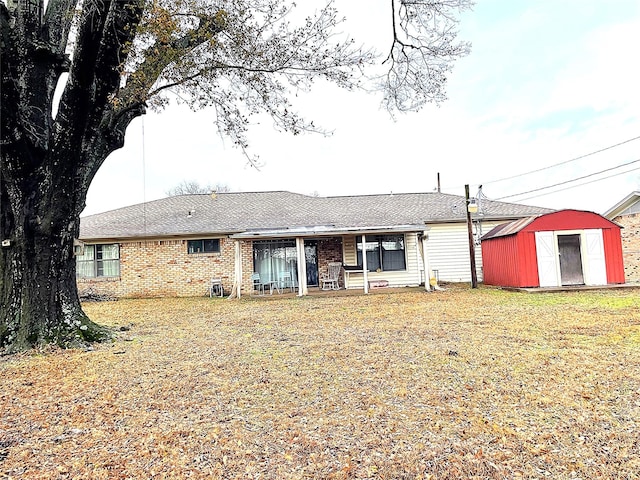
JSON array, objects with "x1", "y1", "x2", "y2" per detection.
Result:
[
  {"x1": 481, "y1": 209, "x2": 621, "y2": 241},
  {"x1": 79, "y1": 191, "x2": 553, "y2": 240},
  {"x1": 480, "y1": 216, "x2": 540, "y2": 240}
]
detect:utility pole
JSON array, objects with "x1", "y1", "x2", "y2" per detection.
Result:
[{"x1": 465, "y1": 184, "x2": 478, "y2": 288}]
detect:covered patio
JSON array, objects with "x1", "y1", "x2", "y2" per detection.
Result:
[{"x1": 229, "y1": 224, "x2": 431, "y2": 297}]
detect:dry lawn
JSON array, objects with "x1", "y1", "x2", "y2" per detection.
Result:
[{"x1": 1, "y1": 285, "x2": 640, "y2": 479}]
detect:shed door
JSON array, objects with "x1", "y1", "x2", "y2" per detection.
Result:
[
  {"x1": 584, "y1": 229, "x2": 607, "y2": 285},
  {"x1": 558, "y1": 234, "x2": 584, "y2": 285},
  {"x1": 535, "y1": 231, "x2": 559, "y2": 287}
]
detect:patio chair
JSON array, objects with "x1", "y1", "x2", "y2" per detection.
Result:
[
  {"x1": 320, "y1": 262, "x2": 342, "y2": 290},
  {"x1": 250, "y1": 273, "x2": 265, "y2": 296},
  {"x1": 208, "y1": 277, "x2": 224, "y2": 297},
  {"x1": 279, "y1": 271, "x2": 294, "y2": 293}
]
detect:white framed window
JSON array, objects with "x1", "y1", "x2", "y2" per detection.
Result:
[
  {"x1": 356, "y1": 234, "x2": 406, "y2": 271},
  {"x1": 76, "y1": 244, "x2": 120, "y2": 278}
]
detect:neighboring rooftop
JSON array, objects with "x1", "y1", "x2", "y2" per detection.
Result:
[
  {"x1": 79, "y1": 191, "x2": 554, "y2": 240},
  {"x1": 603, "y1": 191, "x2": 640, "y2": 220}
]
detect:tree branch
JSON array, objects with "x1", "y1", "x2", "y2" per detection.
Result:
[
  {"x1": 43, "y1": 0, "x2": 77, "y2": 53},
  {"x1": 51, "y1": 1, "x2": 144, "y2": 160},
  {"x1": 118, "y1": 10, "x2": 227, "y2": 106},
  {"x1": 379, "y1": 0, "x2": 473, "y2": 111}
]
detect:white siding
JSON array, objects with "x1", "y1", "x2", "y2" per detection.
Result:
[
  {"x1": 340, "y1": 221, "x2": 507, "y2": 287},
  {"x1": 425, "y1": 221, "x2": 504, "y2": 283},
  {"x1": 343, "y1": 236, "x2": 357, "y2": 266},
  {"x1": 621, "y1": 202, "x2": 640, "y2": 215}
]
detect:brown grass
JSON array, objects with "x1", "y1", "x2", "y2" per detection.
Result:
[{"x1": 2, "y1": 285, "x2": 640, "y2": 479}]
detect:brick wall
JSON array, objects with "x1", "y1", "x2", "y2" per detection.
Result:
[
  {"x1": 77, "y1": 236, "x2": 351, "y2": 297},
  {"x1": 77, "y1": 238, "x2": 255, "y2": 298},
  {"x1": 317, "y1": 237, "x2": 344, "y2": 288},
  {"x1": 615, "y1": 213, "x2": 640, "y2": 282}
]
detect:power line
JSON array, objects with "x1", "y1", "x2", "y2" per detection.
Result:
[
  {"x1": 496, "y1": 157, "x2": 640, "y2": 200},
  {"x1": 480, "y1": 134, "x2": 640, "y2": 186},
  {"x1": 512, "y1": 166, "x2": 640, "y2": 203}
]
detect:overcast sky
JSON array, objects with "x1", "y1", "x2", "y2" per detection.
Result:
[{"x1": 82, "y1": 0, "x2": 640, "y2": 216}]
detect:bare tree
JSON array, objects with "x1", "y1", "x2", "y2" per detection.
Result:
[
  {"x1": 383, "y1": 0, "x2": 473, "y2": 111},
  {"x1": 165, "y1": 180, "x2": 230, "y2": 196},
  {"x1": 0, "y1": 0, "x2": 473, "y2": 352}
]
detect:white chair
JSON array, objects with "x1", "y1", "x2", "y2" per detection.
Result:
[
  {"x1": 251, "y1": 273, "x2": 265, "y2": 295},
  {"x1": 279, "y1": 271, "x2": 293, "y2": 292},
  {"x1": 320, "y1": 262, "x2": 342, "y2": 290},
  {"x1": 209, "y1": 278, "x2": 223, "y2": 297}
]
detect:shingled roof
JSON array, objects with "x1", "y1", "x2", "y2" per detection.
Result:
[{"x1": 79, "y1": 191, "x2": 554, "y2": 240}]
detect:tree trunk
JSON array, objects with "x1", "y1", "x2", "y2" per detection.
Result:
[
  {"x1": 0, "y1": 157, "x2": 111, "y2": 352},
  {"x1": 1, "y1": 0, "x2": 144, "y2": 352}
]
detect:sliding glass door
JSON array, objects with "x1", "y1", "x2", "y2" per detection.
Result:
[
  {"x1": 253, "y1": 240, "x2": 299, "y2": 286},
  {"x1": 253, "y1": 239, "x2": 320, "y2": 288}
]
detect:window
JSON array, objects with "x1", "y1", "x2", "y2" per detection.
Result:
[
  {"x1": 76, "y1": 244, "x2": 120, "y2": 278},
  {"x1": 356, "y1": 234, "x2": 406, "y2": 271},
  {"x1": 187, "y1": 239, "x2": 220, "y2": 254}
]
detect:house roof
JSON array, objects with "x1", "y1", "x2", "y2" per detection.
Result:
[
  {"x1": 603, "y1": 191, "x2": 640, "y2": 219},
  {"x1": 79, "y1": 191, "x2": 554, "y2": 241}
]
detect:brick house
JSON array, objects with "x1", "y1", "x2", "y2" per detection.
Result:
[
  {"x1": 77, "y1": 191, "x2": 552, "y2": 298},
  {"x1": 604, "y1": 191, "x2": 640, "y2": 283}
]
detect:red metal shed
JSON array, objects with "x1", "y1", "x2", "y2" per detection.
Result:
[{"x1": 481, "y1": 210, "x2": 625, "y2": 288}]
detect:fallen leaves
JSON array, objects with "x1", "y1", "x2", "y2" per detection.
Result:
[{"x1": 1, "y1": 285, "x2": 640, "y2": 478}]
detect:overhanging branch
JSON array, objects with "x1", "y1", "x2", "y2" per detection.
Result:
[{"x1": 119, "y1": 10, "x2": 227, "y2": 106}]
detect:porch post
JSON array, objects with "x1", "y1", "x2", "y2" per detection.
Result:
[
  {"x1": 362, "y1": 234, "x2": 369, "y2": 294},
  {"x1": 235, "y1": 240, "x2": 242, "y2": 298},
  {"x1": 296, "y1": 237, "x2": 308, "y2": 296},
  {"x1": 421, "y1": 232, "x2": 432, "y2": 292}
]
